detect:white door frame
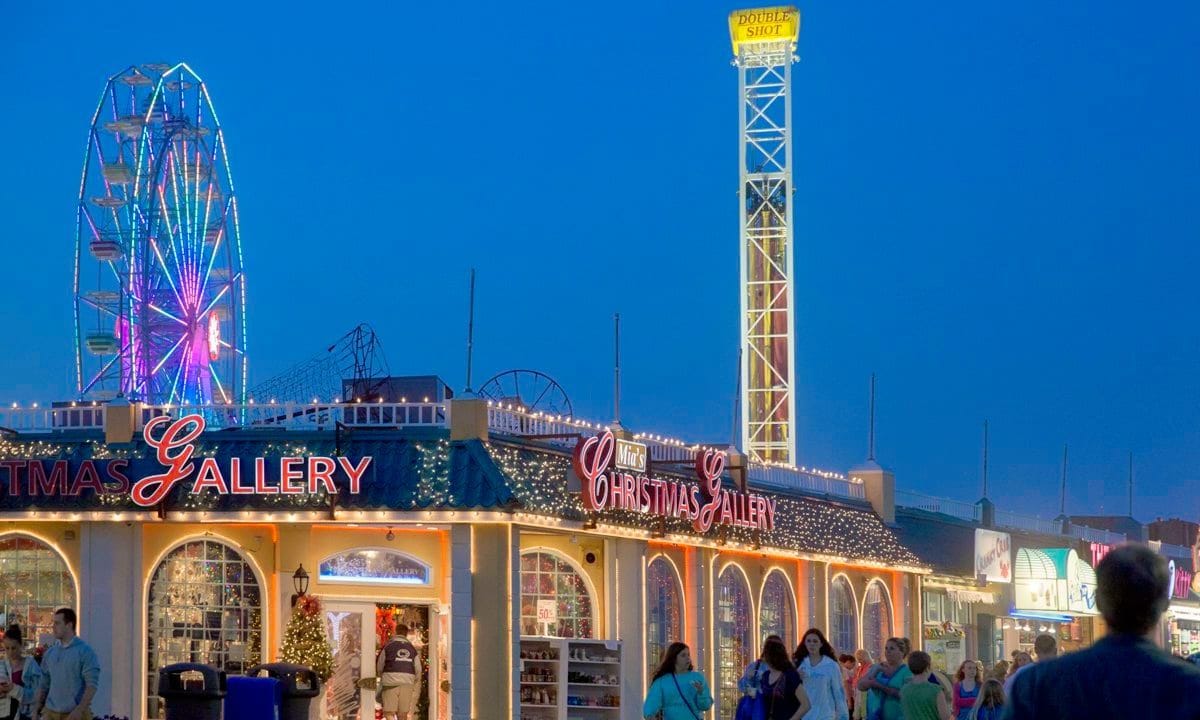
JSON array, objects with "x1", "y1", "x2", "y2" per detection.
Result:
[
  {"x1": 324, "y1": 600, "x2": 378, "y2": 720},
  {"x1": 322, "y1": 595, "x2": 440, "y2": 720}
]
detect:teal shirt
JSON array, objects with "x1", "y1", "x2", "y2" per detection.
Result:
[
  {"x1": 643, "y1": 671, "x2": 713, "y2": 720},
  {"x1": 38, "y1": 637, "x2": 100, "y2": 713},
  {"x1": 865, "y1": 664, "x2": 912, "y2": 720}
]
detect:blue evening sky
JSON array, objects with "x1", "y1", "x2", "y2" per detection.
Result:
[{"x1": 2, "y1": 2, "x2": 1197, "y2": 524}]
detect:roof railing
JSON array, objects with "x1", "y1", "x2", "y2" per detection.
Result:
[
  {"x1": 895, "y1": 490, "x2": 979, "y2": 521},
  {"x1": 0, "y1": 401, "x2": 448, "y2": 433}
]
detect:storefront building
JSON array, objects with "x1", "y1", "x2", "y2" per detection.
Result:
[
  {"x1": 1153, "y1": 539, "x2": 1200, "y2": 657},
  {"x1": 894, "y1": 507, "x2": 1011, "y2": 671},
  {"x1": 0, "y1": 396, "x2": 925, "y2": 720}
]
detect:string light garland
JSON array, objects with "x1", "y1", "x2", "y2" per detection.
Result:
[
  {"x1": 0, "y1": 430, "x2": 920, "y2": 567},
  {"x1": 488, "y1": 441, "x2": 921, "y2": 566}
]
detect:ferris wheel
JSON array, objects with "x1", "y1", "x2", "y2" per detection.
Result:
[{"x1": 74, "y1": 63, "x2": 246, "y2": 406}]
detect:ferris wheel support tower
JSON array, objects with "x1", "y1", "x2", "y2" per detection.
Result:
[{"x1": 731, "y1": 7, "x2": 801, "y2": 465}]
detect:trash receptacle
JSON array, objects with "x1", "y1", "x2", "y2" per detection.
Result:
[
  {"x1": 158, "y1": 663, "x2": 226, "y2": 720},
  {"x1": 248, "y1": 663, "x2": 322, "y2": 720},
  {"x1": 226, "y1": 675, "x2": 281, "y2": 720}
]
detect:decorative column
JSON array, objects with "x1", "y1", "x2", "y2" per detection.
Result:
[
  {"x1": 79, "y1": 522, "x2": 143, "y2": 717},
  {"x1": 613, "y1": 538, "x2": 646, "y2": 720},
  {"x1": 450, "y1": 524, "x2": 472, "y2": 720}
]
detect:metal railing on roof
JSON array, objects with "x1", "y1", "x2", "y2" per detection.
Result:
[
  {"x1": 895, "y1": 490, "x2": 979, "y2": 521},
  {"x1": 485, "y1": 404, "x2": 702, "y2": 461},
  {"x1": 1068, "y1": 523, "x2": 1128, "y2": 545},
  {"x1": 0, "y1": 404, "x2": 107, "y2": 432},
  {"x1": 993, "y1": 509, "x2": 1064, "y2": 536},
  {"x1": 747, "y1": 464, "x2": 866, "y2": 500},
  {"x1": 485, "y1": 404, "x2": 864, "y2": 499},
  {"x1": 0, "y1": 401, "x2": 449, "y2": 433},
  {"x1": 1157, "y1": 542, "x2": 1194, "y2": 559}
]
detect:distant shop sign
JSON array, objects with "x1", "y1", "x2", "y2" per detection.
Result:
[
  {"x1": 974, "y1": 529, "x2": 1012, "y2": 584},
  {"x1": 1013, "y1": 547, "x2": 1099, "y2": 616},
  {"x1": 572, "y1": 430, "x2": 776, "y2": 533}
]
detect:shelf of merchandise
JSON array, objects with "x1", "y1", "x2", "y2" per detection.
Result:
[{"x1": 519, "y1": 636, "x2": 623, "y2": 720}]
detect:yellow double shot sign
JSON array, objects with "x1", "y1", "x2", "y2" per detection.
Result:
[{"x1": 729, "y1": 6, "x2": 801, "y2": 54}]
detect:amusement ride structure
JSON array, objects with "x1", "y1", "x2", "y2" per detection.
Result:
[
  {"x1": 732, "y1": 9, "x2": 801, "y2": 465},
  {"x1": 74, "y1": 63, "x2": 246, "y2": 406}
]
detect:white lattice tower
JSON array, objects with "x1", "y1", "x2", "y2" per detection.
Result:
[{"x1": 731, "y1": 8, "x2": 801, "y2": 464}]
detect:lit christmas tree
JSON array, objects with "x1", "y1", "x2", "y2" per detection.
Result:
[{"x1": 281, "y1": 594, "x2": 334, "y2": 680}]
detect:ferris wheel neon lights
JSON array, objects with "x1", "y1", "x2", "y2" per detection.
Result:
[{"x1": 73, "y1": 63, "x2": 247, "y2": 407}]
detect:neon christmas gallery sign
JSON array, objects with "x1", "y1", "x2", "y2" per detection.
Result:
[
  {"x1": 0, "y1": 414, "x2": 371, "y2": 507},
  {"x1": 572, "y1": 430, "x2": 776, "y2": 533}
]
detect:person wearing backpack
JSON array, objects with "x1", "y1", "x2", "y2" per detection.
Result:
[{"x1": 643, "y1": 643, "x2": 713, "y2": 720}]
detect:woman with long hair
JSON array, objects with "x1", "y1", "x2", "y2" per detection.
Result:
[
  {"x1": 741, "y1": 635, "x2": 784, "y2": 700},
  {"x1": 951, "y1": 660, "x2": 982, "y2": 720},
  {"x1": 793, "y1": 629, "x2": 847, "y2": 720},
  {"x1": 760, "y1": 639, "x2": 811, "y2": 720},
  {"x1": 856, "y1": 638, "x2": 912, "y2": 720},
  {"x1": 0, "y1": 625, "x2": 40, "y2": 720},
  {"x1": 643, "y1": 642, "x2": 714, "y2": 720},
  {"x1": 1001, "y1": 651, "x2": 1031, "y2": 698},
  {"x1": 988, "y1": 660, "x2": 1008, "y2": 682},
  {"x1": 968, "y1": 679, "x2": 1005, "y2": 720}
]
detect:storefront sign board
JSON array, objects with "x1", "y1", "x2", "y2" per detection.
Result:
[
  {"x1": 614, "y1": 439, "x2": 647, "y2": 473},
  {"x1": 1013, "y1": 547, "x2": 1099, "y2": 616},
  {"x1": 0, "y1": 414, "x2": 372, "y2": 507},
  {"x1": 572, "y1": 430, "x2": 775, "y2": 533},
  {"x1": 974, "y1": 529, "x2": 1012, "y2": 583}
]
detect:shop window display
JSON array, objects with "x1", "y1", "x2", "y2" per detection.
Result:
[
  {"x1": 0, "y1": 534, "x2": 75, "y2": 649},
  {"x1": 716, "y1": 565, "x2": 753, "y2": 720},
  {"x1": 146, "y1": 539, "x2": 263, "y2": 719},
  {"x1": 829, "y1": 575, "x2": 857, "y2": 656},
  {"x1": 645, "y1": 556, "x2": 683, "y2": 677},
  {"x1": 862, "y1": 580, "x2": 892, "y2": 661},
  {"x1": 759, "y1": 569, "x2": 796, "y2": 646},
  {"x1": 520, "y1": 550, "x2": 594, "y2": 638}
]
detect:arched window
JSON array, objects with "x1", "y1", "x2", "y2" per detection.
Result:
[
  {"x1": 716, "y1": 564, "x2": 754, "y2": 720},
  {"x1": 828, "y1": 575, "x2": 857, "y2": 656},
  {"x1": 759, "y1": 570, "x2": 796, "y2": 647},
  {"x1": 146, "y1": 539, "x2": 264, "y2": 719},
  {"x1": 646, "y1": 556, "x2": 684, "y2": 677},
  {"x1": 318, "y1": 548, "x2": 431, "y2": 586},
  {"x1": 0, "y1": 534, "x2": 76, "y2": 648},
  {"x1": 862, "y1": 579, "x2": 893, "y2": 662},
  {"x1": 519, "y1": 550, "x2": 594, "y2": 638}
]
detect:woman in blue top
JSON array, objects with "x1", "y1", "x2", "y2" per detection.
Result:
[{"x1": 643, "y1": 642, "x2": 714, "y2": 720}]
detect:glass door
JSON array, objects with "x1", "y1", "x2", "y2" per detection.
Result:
[{"x1": 324, "y1": 602, "x2": 377, "y2": 720}]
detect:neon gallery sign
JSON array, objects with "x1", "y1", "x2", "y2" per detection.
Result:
[
  {"x1": 0, "y1": 414, "x2": 371, "y2": 507},
  {"x1": 571, "y1": 430, "x2": 776, "y2": 533}
]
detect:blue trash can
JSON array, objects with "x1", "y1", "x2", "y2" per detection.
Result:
[
  {"x1": 158, "y1": 663, "x2": 226, "y2": 720},
  {"x1": 248, "y1": 663, "x2": 322, "y2": 720},
  {"x1": 225, "y1": 675, "x2": 282, "y2": 720}
]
